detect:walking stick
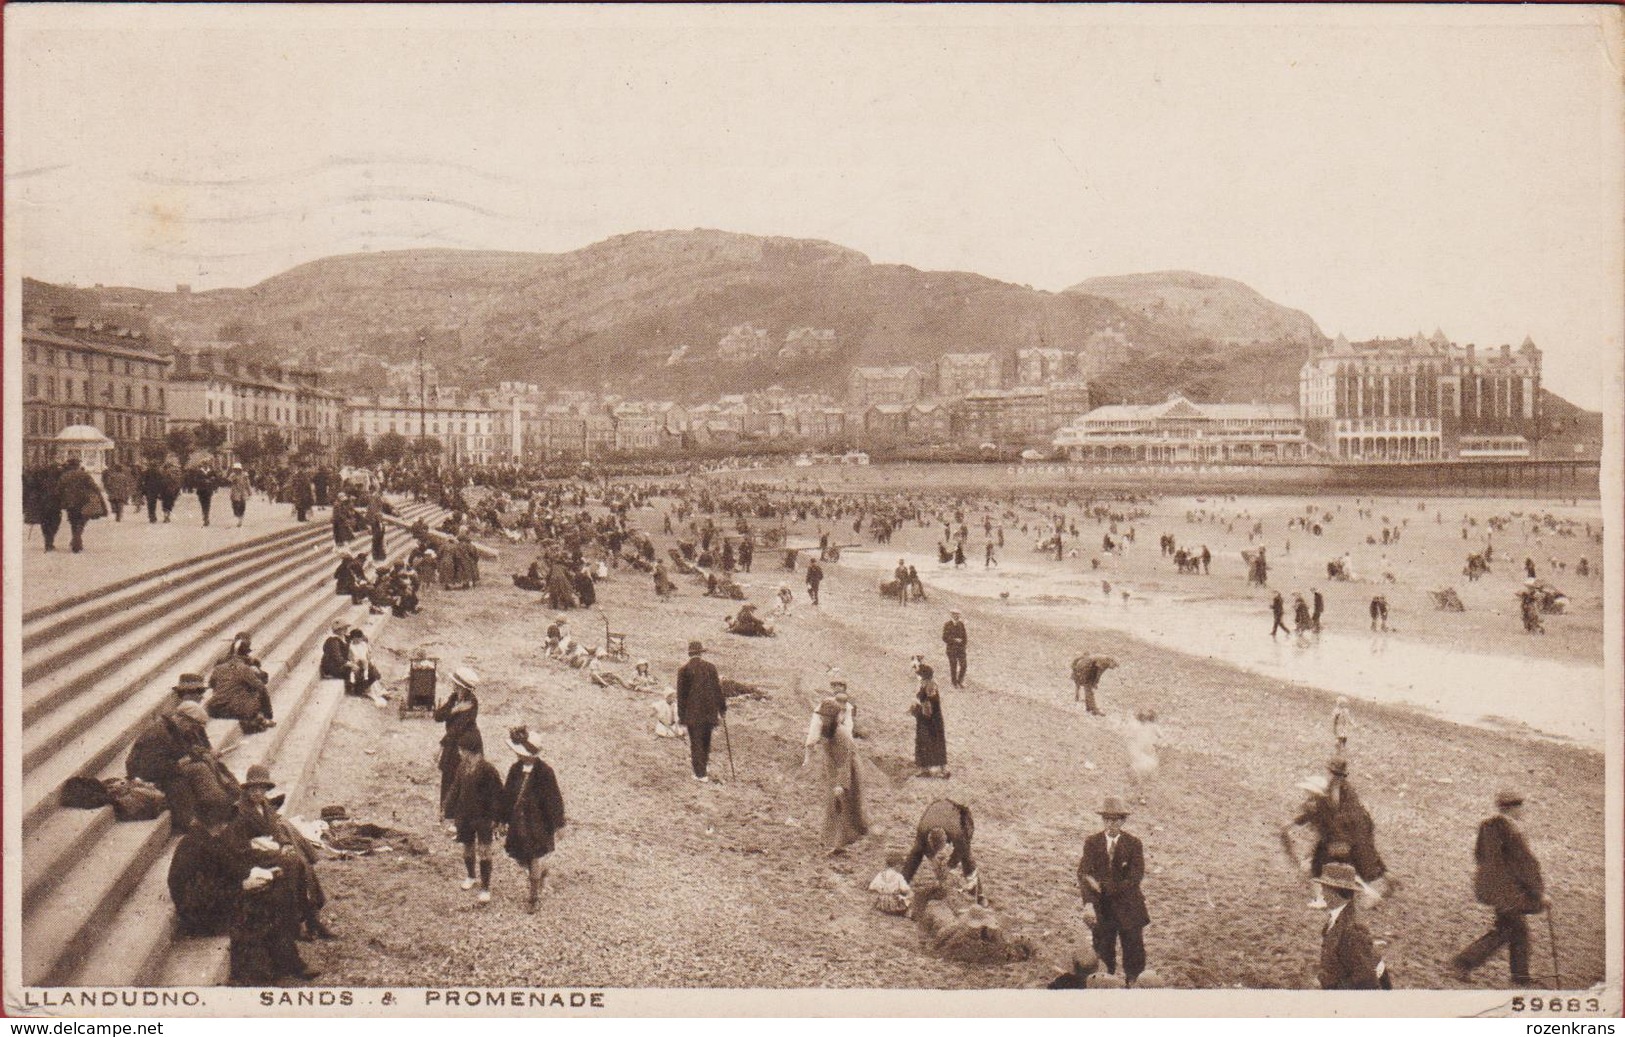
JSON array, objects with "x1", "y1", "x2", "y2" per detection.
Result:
[
  {"x1": 721, "y1": 711, "x2": 737, "y2": 781},
  {"x1": 1546, "y1": 905, "x2": 1562, "y2": 989}
]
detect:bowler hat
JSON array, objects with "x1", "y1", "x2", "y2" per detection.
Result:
[
  {"x1": 1314, "y1": 862, "x2": 1364, "y2": 893},
  {"x1": 1496, "y1": 789, "x2": 1525, "y2": 809},
  {"x1": 687, "y1": 641, "x2": 705, "y2": 656},
  {"x1": 243, "y1": 764, "x2": 276, "y2": 790},
  {"x1": 172, "y1": 673, "x2": 208, "y2": 697},
  {"x1": 1098, "y1": 795, "x2": 1130, "y2": 819}
]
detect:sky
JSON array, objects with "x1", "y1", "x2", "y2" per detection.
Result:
[{"x1": 5, "y1": 5, "x2": 1622, "y2": 407}]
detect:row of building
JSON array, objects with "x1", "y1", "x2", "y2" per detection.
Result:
[
  {"x1": 22, "y1": 313, "x2": 1548, "y2": 469},
  {"x1": 1052, "y1": 332, "x2": 1545, "y2": 461}
]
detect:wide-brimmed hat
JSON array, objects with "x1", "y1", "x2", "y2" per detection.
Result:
[
  {"x1": 451, "y1": 666, "x2": 480, "y2": 692},
  {"x1": 508, "y1": 725, "x2": 542, "y2": 759},
  {"x1": 243, "y1": 764, "x2": 276, "y2": 790},
  {"x1": 172, "y1": 673, "x2": 208, "y2": 697},
  {"x1": 635, "y1": 659, "x2": 650, "y2": 670},
  {"x1": 1296, "y1": 774, "x2": 1330, "y2": 797},
  {"x1": 1496, "y1": 789, "x2": 1525, "y2": 809},
  {"x1": 1315, "y1": 862, "x2": 1364, "y2": 893},
  {"x1": 1097, "y1": 795, "x2": 1131, "y2": 819},
  {"x1": 687, "y1": 641, "x2": 705, "y2": 656}
]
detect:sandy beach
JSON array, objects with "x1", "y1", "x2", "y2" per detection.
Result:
[{"x1": 293, "y1": 487, "x2": 1608, "y2": 991}]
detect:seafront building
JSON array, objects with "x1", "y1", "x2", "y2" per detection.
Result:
[
  {"x1": 1299, "y1": 332, "x2": 1542, "y2": 460},
  {"x1": 21, "y1": 317, "x2": 172, "y2": 467},
  {"x1": 1052, "y1": 394, "x2": 1308, "y2": 462}
]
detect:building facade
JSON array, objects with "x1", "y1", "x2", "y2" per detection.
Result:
[
  {"x1": 1053, "y1": 394, "x2": 1308, "y2": 461},
  {"x1": 347, "y1": 395, "x2": 497, "y2": 463},
  {"x1": 848, "y1": 366, "x2": 924, "y2": 407},
  {"x1": 1299, "y1": 332, "x2": 1542, "y2": 460},
  {"x1": 168, "y1": 352, "x2": 343, "y2": 461},
  {"x1": 1016, "y1": 348, "x2": 1083, "y2": 386},
  {"x1": 952, "y1": 384, "x2": 1092, "y2": 445},
  {"x1": 22, "y1": 319, "x2": 171, "y2": 467},
  {"x1": 936, "y1": 353, "x2": 1002, "y2": 398}
]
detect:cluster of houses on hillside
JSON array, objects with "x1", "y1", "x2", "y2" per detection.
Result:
[{"x1": 22, "y1": 310, "x2": 1555, "y2": 468}]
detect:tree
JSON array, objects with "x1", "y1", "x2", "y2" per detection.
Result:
[
  {"x1": 409, "y1": 437, "x2": 444, "y2": 459},
  {"x1": 234, "y1": 433, "x2": 263, "y2": 468},
  {"x1": 192, "y1": 420, "x2": 228, "y2": 459},
  {"x1": 165, "y1": 427, "x2": 194, "y2": 465},
  {"x1": 340, "y1": 434, "x2": 373, "y2": 468},
  {"x1": 260, "y1": 429, "x2": 289, "y2": 459},
  {"x1": 372, "y1": 432, "x2": 408, "y2": 465},
  {"x1": 141, "y1": 440, "x2": 168, "y2": 464}
]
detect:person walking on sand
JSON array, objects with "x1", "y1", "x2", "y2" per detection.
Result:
[
  {"x1": 1369, "y1": 594, "x2": 1389, "y2": 632},
  {"x1": 1451, "y1": 790, "x2": 1547, "y2": 987},
  {"x1": 1312, "y1": 588, "x2": 1325, "y2": 633},
  {"x1": 1077, "y1": 795, "x2": 1151, "y2": 987},
  {"x1": 502, "y1": 726, "x2": 566, "y2": 914},
  {"x1": 1072, "y1": 654, "x2": 1118, "y2": 716},
  {"x1": 433, "y1": 667, "x2": 482, "y2": 819},
  {"x1": 1270, "y1": 591, "x2": 1291, "y2": 638},
  {"x1": 805, "y1": 558, "x2": 824, "y2": 606},
  {"x1": 911, "y1": 664, "x2": 948, "y2": 778},
  {"x1": 894, "y1": 559, "x2": 911, "y2": 607},
  {"x1": 942, "y1": 609, "x2": 968, "y2": 688},
  {"x1": 985, "y1": 541, "x2": 998, "y2": 568},
  {"x1": 446, "y1": 729, "x2": 505, "y2": 904},
  {"x1": 804, "y1": 697, "x2": 869, "y2": 855},
  {"x1": 228, "y1": 463, "x2": 252, "y2": 527},
  {"x1": 1293, "y1": 593, "x2": 1313, "y2": 639},
  {"x1": 676, "y1": 641, "x2": 726, "y2": 784},
  {"x1": 1316, "y1": 863, "x2": 1381, "y2": 989}
]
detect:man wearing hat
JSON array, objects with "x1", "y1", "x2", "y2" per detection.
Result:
[
  {"x1": 1451, "y1": 790, "x2": 1547, "y2": 986},
  {"x1": 1076, "y1": 795, "x2": 1151, "y2": 986},
  {"x1": 1315, "y1": 862, "x2": 1380, "y2": 989},
  {"x1": 942, "y1": 609, "x2": 969, "y2": 688},
  {"x1": 172, "y1": 672, "x2": 209, "y2": 704},
  {"x1": 127, "y1": 699, "x2": 212, "y2": 796},
  {"x1": 229, "y1": 764, "x2": 333, "y2": 940},
  {"x1": 676, "y1": 641, "x2": 726, "y2": 783}
]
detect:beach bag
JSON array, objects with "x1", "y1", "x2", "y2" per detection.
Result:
[
  {"x1": 61, "y1": 775, "x2": 112, "y2": 809},
  {"x1": 104, "y1": 777, "x2": 167, "y2": 821}
]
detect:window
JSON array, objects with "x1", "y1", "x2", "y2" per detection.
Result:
[
  {"x1": 46, "y1": 377, "x2": 57, "y2": 400},
  {"x1": 27, "y1": 375, "x2": 37, "y2": 397},
  {"x1": 143, "y1": 386, "x2": 151, "y2": 407},
  {"x1": 125, "y1": 387, "x2": 132, "y2": 407},
  {"x1": 124, "y1": 361, "x2": 132, "y2": 375},
  {"x1": 158, "y1": 388, "x2": 164, "y2": 408}
]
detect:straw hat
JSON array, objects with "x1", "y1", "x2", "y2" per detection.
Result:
[
  {"x1": 451, "y1": 666, "x2": 480, "y2": 692},
  {"x1": 1097, "y1": 795, "x2": 1131, "y2": 819},
  {"x1": 1314, "y1": 862, "x2": 1364, "y2": 893}
]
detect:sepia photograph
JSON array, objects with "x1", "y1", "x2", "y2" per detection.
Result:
[{"x1": 3, "y1": 2, "x2": 1621, "y2": 1019}]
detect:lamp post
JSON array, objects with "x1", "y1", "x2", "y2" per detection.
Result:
[{"x1": 417, "y1": 331, "x2": 428, "y2": 468}]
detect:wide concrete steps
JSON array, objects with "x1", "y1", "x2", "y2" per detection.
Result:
[{"x1": 20, "y1": 500, "x2": 449, "y2": 987}]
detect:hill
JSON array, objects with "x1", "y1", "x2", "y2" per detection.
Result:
[
  {"x1": 27, "y1": 233, "x2": 1333, "y2": 406},
  {"x1": 1067, "y1": 270, "x2": 1325, "y2": 346}
]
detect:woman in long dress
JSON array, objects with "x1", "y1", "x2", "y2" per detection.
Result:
[
  {"x1": 912, "y1": 665, "x2": 948, "y2": 778},
  {"x1": 805, "y1": 698, "x2": 869, "y2": 855}
]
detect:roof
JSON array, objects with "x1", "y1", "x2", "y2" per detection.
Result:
[
  {"x1": 1076, "y1": 395, "x2": 1299, "y2": 423},
  {"x1": 23, "y1": 328, "x2": 172, "y2": 366}
]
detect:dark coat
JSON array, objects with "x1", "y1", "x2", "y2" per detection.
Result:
[
  {"x1": 58, "y1": 467, "x2": 104, "y2": 519},
  {"x1": 206, "y1": 656, "x2": 270, "y2": 721},
  {"x1": 168, "y1": 825, "x2": 251, "y2": 935},
  {"x1": 23, "y1": 466, "x2": 62, "y2": 525},
  {"x1": 126, "y1": 713, "x2": 207, "y2": 786},
  {"x1": 1299, "y1": 782, "x2": 1387, "y2": 881},
  {"x1": 1318, "y1": 904, "x2": 1380, "y2": 989},
  {"x1": 168, "y1": 753, "x2": 243, "y2": 832},
  {"x1": 103, "y1": 466, "x2": 136, "y2": 504},
  {"x1": 1473, "y1": 814, "x2": 1544, "y2": 914},
  {"x1": 1077, "y1": 830, "x2": 1151, "y2": 930},
  {"x1": 319, "y1": 634, "x2": 351, "y2": 679},
  {"x1": 941, "y1": 620, "x2": 968, "y2": 650},
  {"x1": 676, "y1": 656, "x2": 726, "y2": 727},
  {"x1": 503, "y1": 760, "x2": 566, "y2": 863},
  {"x1": 446, "y1": 757, "x2": 506, "y2": 825},
  {"x1": 913, "y1": 680, "x2": 947, "y2": 768},
  {"x1": 140, "y1": 464, "x2": 167, "y2": 499}
]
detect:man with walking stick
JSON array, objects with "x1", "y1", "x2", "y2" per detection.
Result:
[
  {"x1": 1451, "y1": 789, "x2": 1548, "y2": 987},
  {"x1": 676, "y1": 641, "x2": 727, "y2": 785}
]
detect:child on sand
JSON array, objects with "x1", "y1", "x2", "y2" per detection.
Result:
[
  {"x1": 1332, "y1": 697, "x2": 1351, "y2": 752},
  {"x1": 1125, "y1": 710, "x2": 1164, "y2": 804}
]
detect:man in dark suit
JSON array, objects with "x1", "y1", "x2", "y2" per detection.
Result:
[
  {"x1": 942, "y1": 610, "x2": 968, "y2": 687},
  {"x1": 1076, "y1": 795, "x2": 1150, "y2": 986},
  {"x1": 1316, "y1": 862, "x2": 1380, "y2": 989},
  {"x1": 676, "y1": 640, "x2": 726, "y2": 784},
  {"x1": 1452, "y1": 789, "x2": 1547, "y2": 986},
  {"x1": 319, "y1": 620, "x2": 351, "y2": 681}
]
